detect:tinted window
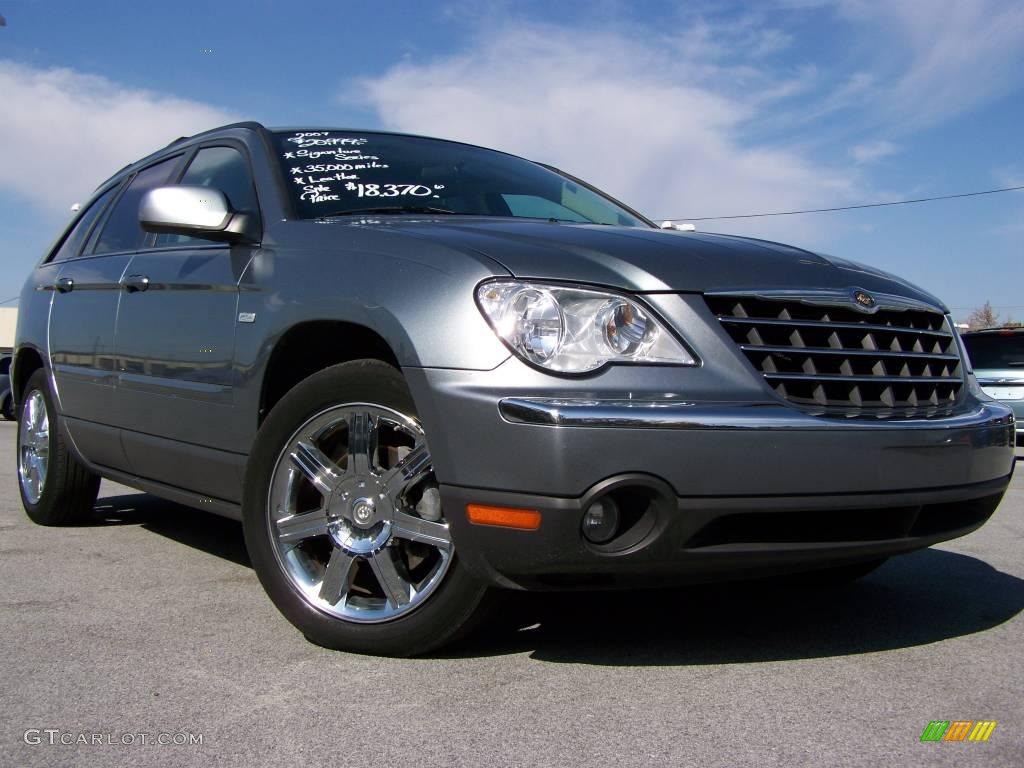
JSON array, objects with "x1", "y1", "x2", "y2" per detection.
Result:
[
  {"x1": 502, "y1": 194, "x2": 588, "y2": 222},
  {"x1": 48, "y1": 185, "x2": 120, "y2": 262},
  {"x1": 155, "y1": 146, "x2": 259, "y2": 247},
  {"x1": 92, "y1": 156, "x2": 180, "y2": 254},
  {"x1": 273, "y1": 130, "x2": 649, "y2": 227},
  {"x1": 962, "y1": 333, "x2": 1024, "y2": 369}
]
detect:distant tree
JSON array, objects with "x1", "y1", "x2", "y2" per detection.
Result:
[{"x1": 966, "y1": 301, "x2": 1000, "y2": 330}]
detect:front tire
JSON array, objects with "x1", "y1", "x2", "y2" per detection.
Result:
[
  {"x1": 242, "y1": 360, "x2": 490, "y2": 656},
  {"x1": 18, "y1": 370, "x2": 101, "y2": 525}
]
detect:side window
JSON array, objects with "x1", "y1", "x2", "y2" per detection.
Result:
[
  {"x1": 47, "y1": 185, "x2": 119, "y2": 262},
  {"x1": 155, "y1": 146, "x2": 259, "y2": 247},
  {"x1": 91, "y1": 156, "x2": 180, "y2": 255},
  {"x1": 501, "y1": 193, "x2": 588, "y2": 222}
]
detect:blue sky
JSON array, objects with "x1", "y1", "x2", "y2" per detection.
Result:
[{"x1": 1, "y1": 0, "x2": 1022, "y2": 321}]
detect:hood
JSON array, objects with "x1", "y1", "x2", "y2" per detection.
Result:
[{"x1": 362, "y1": 217, "x2": 946, "y2": 309}]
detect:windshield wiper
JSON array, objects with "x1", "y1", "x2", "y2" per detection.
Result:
[{"x1": 318, "y1": 205, "x2": 459, "y2": 218}]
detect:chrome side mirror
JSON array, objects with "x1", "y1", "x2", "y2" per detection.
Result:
[{"x1": 139, "y1": 186, "x2": 258, "y2": 244}]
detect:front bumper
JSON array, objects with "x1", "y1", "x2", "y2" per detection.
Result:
[
  {"x1": 979, "y1": 394, "x2": 1023, "y2": 444},
  {"x1": 405, "y1": 348, "x2": 1016, "y2": 589},
  {"x1": 441, "y1": 476, "x2": 1009, "y2": 589}
]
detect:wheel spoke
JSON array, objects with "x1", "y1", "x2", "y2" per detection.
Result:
[
  {"x1": 346, "y1": 410, "x2": 377, "y2": 475},
  {"x1": 275, "y1": 508, "x2": 330, "y2": 545},
  {"x1": 25, "y1": 459, "x2": 40, "y2": 496},
  {"x1": 27, "y1": 394, "x2": 40, "y2": 431},
  {"x1": 381, "y1": 441, "x2": 431, "y2": 503},
  {"x1": 391, "y1": 509, "x2": 451, "y2": 549},
  {"x1": 290, "y1": 441, "x2": 342, "y2": 497},
  {"x1": 368, "y1": 549, "x2": 411, "y2": 608},
  {"x1": 318, "y1": 548, "x2": 357, "y2": 604}
]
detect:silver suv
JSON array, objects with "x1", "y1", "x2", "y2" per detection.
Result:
[{"x1": 12, "y1": 122, "x2": 1017, "y2": 655}]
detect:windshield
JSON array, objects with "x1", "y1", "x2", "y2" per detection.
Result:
[
  {"x1": 274, "y1": 130, "x2": 650, "y2": 226},
  {"x1": 962, "y1": 332, "x2": 1024, "y2": 368}
]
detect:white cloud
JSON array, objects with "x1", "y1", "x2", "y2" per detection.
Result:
[
  {"x1": 357, "y1": 24, "x2": 860, "y2": 245},
  {"x1": 849, "y1": 140, "x2": 899, "y2": 164},
  {"x1": 0, "y1": 60, "x2": 238, "y2": 217},
  {"x1": 993, "y1": 165, "x2": 1024, "y2": 188},
  {"x1": 832, "y1": 0, "x2": 1024, "y2": 130}
]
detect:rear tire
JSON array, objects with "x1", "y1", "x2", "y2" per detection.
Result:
[
  {"x1": 242, "y1": 360, "x2": 491, "y2": 657},
  {"x1": 1, "y1": 394, "x2": 14, "y2": 421},
  {"x1": 18, "y1": 370, "x2": 101, "y2": 525}
]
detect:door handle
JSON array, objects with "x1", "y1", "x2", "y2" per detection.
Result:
[
  {"x1": 122, "y1": 275, "x2": 150, "y2": 293},
  {"x1": 54, "y1": 277, "x2": 74, "y2": 293}
]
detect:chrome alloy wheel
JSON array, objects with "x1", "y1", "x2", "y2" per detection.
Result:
[
  {"x1": 19, "y1": 391, "x2": 50, "y2": 504},
  {"x1": 267, "y1": 403, "x2": 453, "y2": 623}
]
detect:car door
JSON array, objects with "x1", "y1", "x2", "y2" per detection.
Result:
[
  {"x1": 47, "y1": 159, "x2": 180, "y2": 471},
  {"x1": 111, "y1": 144, "x2": 262, "y2": 500}
]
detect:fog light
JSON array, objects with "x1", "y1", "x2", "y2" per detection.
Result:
[{"x1": 582, "y1": 498, "x2": 619, "y2": 544}]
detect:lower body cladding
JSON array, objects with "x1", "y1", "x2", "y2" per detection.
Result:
[
  {"x1": 406, "y1": 366, "x2": 1017, "y2": 591},
  {"x1": 442, "y1": 477, "x2": 1009, "y2": 589}
]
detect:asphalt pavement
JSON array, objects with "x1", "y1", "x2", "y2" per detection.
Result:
[{"x1": 1, "y1": 419, "x2": 1021, "y2": 767}]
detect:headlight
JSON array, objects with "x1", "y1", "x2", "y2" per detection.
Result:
[{"x1": 476, "y1": 281, "x2": 697, "y2": 373}]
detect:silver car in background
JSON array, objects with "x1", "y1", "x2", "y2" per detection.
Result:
[{"x1": 961, "y1": 327, "x2": 1024, "y2": 444}]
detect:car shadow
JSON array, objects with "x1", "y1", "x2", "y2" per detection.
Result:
[
  {"x1": 450, "y1": 549, "x2": 1024, "y2": 665},
  {"x1": 91, "y1": 492, "x2": 250, "y2": 568},
  {"x1": 91, "y1": 491, "x2": 1024, "y2": 666}
]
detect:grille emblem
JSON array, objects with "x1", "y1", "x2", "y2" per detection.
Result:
[{"x1": 852, "y1": 289, "x2": 875, "y2": 310}]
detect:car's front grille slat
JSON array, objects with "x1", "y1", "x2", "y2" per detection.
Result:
[
  {"x1": 737, "y1": 343, "x2": 958, "y2": 360},
  {"x1": 706, "y1": 294, "x2": 964, "y2": 418},
  {"x1": 763, "y1": 373, "x2": 957, "y2": 384},
  {"x1": 718, "y1": 315, "x2": 953, "y2": 336}
]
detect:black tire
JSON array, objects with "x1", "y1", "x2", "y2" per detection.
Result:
[
  {"x1": 1, "y1": 394, "x2": 14, "y2": 421},
  {"x1": 18, "y1": 370, "x2": 101, "y2": 525},
  {"x1": 242, "y1": 360, "x2": 491, "y2": 657},
  {"x1": 776, "y1": 557, "x2": 889, "y2": 587}
]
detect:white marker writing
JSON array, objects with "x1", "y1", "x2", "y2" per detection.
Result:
[{"x1": 299, "y1": 184, "x2": 341, "y2": 203}]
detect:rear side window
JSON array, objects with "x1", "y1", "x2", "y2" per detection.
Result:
[
  {"x1": 48, "y1": 185, "x2": 120, "y2": 262},
  {"x1": 155, "y1": 146, "x2": 259, "y2": 247},
  {"x1": 91, "y1": 156, "x2": 181, "y2": 254}
]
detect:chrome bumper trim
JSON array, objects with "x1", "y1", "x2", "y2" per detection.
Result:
[{"x1": 498, "y1": 398, "x2": 1015, "y2": 431}]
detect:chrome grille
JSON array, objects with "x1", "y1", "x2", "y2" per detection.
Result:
[{"x1": 705, "y1": 293, "x2": 964, "y2": 417}]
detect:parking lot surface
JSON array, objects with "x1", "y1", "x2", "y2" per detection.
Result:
[{"x1": 1, "y1": 419, "x2": 1021, "y2": 767}]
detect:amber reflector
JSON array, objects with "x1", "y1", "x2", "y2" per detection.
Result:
[{"x1": 466, "y1": 504, "x2": 541, "y2": 530}]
